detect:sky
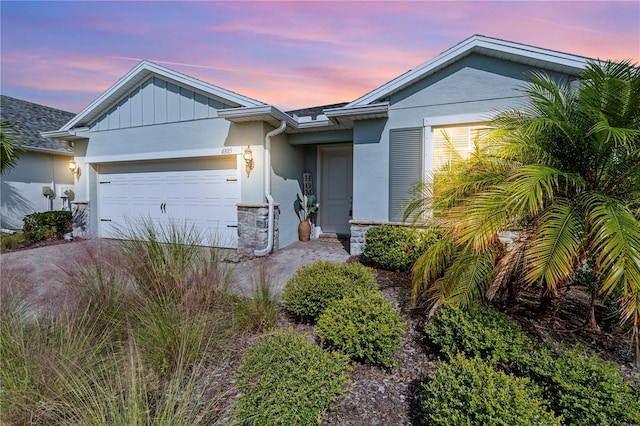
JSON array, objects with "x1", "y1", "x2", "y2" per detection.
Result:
[{"x1": 1, "y1": 0, "x2": 639, "y2": 114}]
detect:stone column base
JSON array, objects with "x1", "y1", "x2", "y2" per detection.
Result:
[{"x1": 237, "y1": 203, "x2": 280, "y2": 257}]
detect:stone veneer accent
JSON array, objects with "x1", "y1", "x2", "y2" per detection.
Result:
[
  {"x1": 237, "y1": 203, "x2": 280, "y2": 257},
  {"x1": 71, "y1": 201, "x2": 91, "y2": 239},
  {"x1": 349, "y1": 220, "x2": 413, "y2": 256}
]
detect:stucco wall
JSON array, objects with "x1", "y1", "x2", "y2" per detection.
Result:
[
  {"x1": 0, "y1": 152, "x2": 74, "y2": 229},
  {"x1": 270, "y1": 130, "x2": 305, "y2": 248},
  {"x1": 352, "y1": 54, "x2": 570, "y2": 223}
]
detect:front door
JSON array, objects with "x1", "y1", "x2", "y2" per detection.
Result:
[{"x1": 319, "y1": 145, "x2": 353, "y2": 235}]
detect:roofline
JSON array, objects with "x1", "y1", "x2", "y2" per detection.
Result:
[
  {"x1": 59, "y1": 61, "x2": 265, "y2": 131},
  {"x1": 324, "y1": 102, "x2": 389, "y2": 118},
  {"x1": 218, "y1": 104, "x2": 349, "y2": 131},
  {"x1": 21, "y1": 145, "x2": 73, "y2": 157},
  {"x1": 347, "y1": 35, "x2": 593, "y2": 107},
  {"x1": 41, "y1": 127, "x2": 90, "y2": 141}
]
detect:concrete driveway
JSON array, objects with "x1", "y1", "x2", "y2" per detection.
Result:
[{"x1": 1, "y1": 238, "x2": 350, "y2": 315}]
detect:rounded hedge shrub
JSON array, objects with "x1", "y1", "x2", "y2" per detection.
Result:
[
  {"x1": 234, "y1": 330, "x2": 350, "y2": 426},
  {"x1": 363, "y1": 225, "x2": 439, "y2": 273},
  {"x1": 23, "y1": 210, "x2": 72, "y2": 242},
  {"x1": 316, "y1": 291, "x2": 406, "y2": 367},
  {"x1": 516, "y1": 346, "x2": 640, "y2": 426},
  {"x1": 421, "y1": 355, "x2": 559, "y2": 426},
  {"x1": 424, "y1": 305, "x2": 530, "y2": 365},
  {"x1": 282, "y1": 261, "x2": 376, "y2": 322}
]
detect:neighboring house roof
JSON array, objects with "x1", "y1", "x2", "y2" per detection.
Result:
[
  {"x1": 0, "y1": 95, "x2": 75, "y2": 155},
  {"x1": 344, "y1": 34, "x2": 594, "y2": 108},
  {"x1": 57, "y1": 60, "x2": 267, "y2": 133}
]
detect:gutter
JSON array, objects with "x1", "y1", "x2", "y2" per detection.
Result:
[{"x1": 254, "y1": 119, "x2": 287, "y2": 256}]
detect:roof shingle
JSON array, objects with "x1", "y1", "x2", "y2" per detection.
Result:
[{"x1": 0, "y1": 95, "x2": 75, "y2": 154}]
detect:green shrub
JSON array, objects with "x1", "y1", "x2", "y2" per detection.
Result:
[
  {"x1": 516, "y1": 346, "x2": 640, "y2": 425},
  {"x1": 234, "y1": 330, "x2": 350, "y2": 426},
  {"x1": 421, "y1": 354, "x2": 559, "y2": 426},
  {"x1": 317, "y1": 291, "x2": 406, "y2": 367},
  {"x1": 0, "y1": 232, "x2": 26, "y2": 250},
  {"x1": 424, "y1": 305, "x2": 530, "y2": 365},
  {"x1": 22, "y1": 210, "x2": 72, "y2": 242},
  {"x1": 282, "y1": 261, "x2": 376, "y2": 322},
  {"x1": 363, "y1": 225, "x2": 439, "y2": 273}
]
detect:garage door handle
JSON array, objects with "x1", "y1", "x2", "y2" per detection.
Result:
[
  {"x1": 226, "y1": 178, "x2": 238, "y2": 182},
  {"x1": 160, "y1": 203, "x2": 166, "y2": 213},
  {"x1": 226, "y1": 225, "x2": 238, "y2": 228},
  {"x1": 100, "y1": 219, "x2": 112, "y2": 222}
]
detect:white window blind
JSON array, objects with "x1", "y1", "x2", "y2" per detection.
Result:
[
  {"x1": 389, "y1": 127, "x2": 423, "y2": 222},
  {"x1": 432, "y1": 125, "x2": 485, "y2": 171}
]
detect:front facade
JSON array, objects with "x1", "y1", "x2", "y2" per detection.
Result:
[
  {"x1": 45, "y1": 35, "x2": 592, "y2": 255},
  {"x1": 1, "y1": 95, "x2": 76, "y2": 229}
]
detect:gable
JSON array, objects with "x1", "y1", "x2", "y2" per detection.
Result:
[
  {"x1": 347, "y1": 35, "x2": 590, "y2": 108},
  {"x1": 389, "y1": 53, "x2": 575, "y2": 114},
  {"x1": 58, "y1": 60, "x2": 265, "y2": 132},
  {"x1": 91, "y1": 76, "x2": 233, "y2": 131}
]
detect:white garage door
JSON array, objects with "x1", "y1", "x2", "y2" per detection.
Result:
[{"x1": 98, "y1": 156, "x2": 239, "y2": 248}]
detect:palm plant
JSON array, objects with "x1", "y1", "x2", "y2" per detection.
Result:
[
  {"x1": 409, "y1": 60, "x2": 640, "y2": 367},
  {"x1": 1, "y1": 120, "x2": 24, "y2": 174}
]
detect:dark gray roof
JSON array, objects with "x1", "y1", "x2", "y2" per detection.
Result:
[
  {"x1": 286, "y1": 102, "x2": 349, "y2": 119},
  {"x1": 0, "y1": 95, "x2": 75, "y2": 154}
]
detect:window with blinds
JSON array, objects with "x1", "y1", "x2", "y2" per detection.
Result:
[
  {"x1": 432, "y1": 125, "x2": 486, "y2": 171},
  {"x1": 389, "y1": 127, "x2": 423, "y2": 222}
]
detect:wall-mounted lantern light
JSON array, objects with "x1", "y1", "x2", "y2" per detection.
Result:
[
  {"x1": 243, "y1": 146, "x2": 254, "y2": 177},
  {"x1": 69, "y1": 159, "x2": 81, "y2": 179}
]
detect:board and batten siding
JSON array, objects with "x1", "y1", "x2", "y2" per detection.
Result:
[
  {"x1": 389, "y1": 127, "x2": 423, "y2": 222},
  {"x1": 92, "y1": 77, "x2": 232, "y2": 131}
]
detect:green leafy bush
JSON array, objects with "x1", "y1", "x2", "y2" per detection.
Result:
[
  {"x1": 516, "y1": 346, "x2": 640, "y2": 425},
  {"x1": 22, "y1": 210, "x2": 72, "y2": 242},
  {"x1": 234, "y1": 330, "x2": 350, "y2": 426},
  {"x1": 421, "y1": 354, "x2": 559, "y2": 425},
  {"x1": 282, "y1": 261, "x2": 376, "y2": 322},
  {"x1": 424, "y1": 305, "x2": 530, "y2": 365},
  {"x1": 363, "y1": 225, "x2": 439, "y2": 273},
  {"x1": 317, "y1": 291, "x2": 406, "y2": 367}
]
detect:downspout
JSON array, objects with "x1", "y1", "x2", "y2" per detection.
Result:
[{"x1": 254, "y1": 120, "x2": 287, "y2": 256}]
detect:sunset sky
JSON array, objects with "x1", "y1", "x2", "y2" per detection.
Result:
[{"x1": 1, "y1": 1, "x2": 639, "y2": 114}]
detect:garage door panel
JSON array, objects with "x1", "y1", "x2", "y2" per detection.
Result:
[{"x1": 98, "y1": 157, "x2": 239, "y2": 248}]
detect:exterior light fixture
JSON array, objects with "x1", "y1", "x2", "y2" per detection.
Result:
[
  {"x1": 243, "y1": 145, "x2": 254, "y2": 177},
  {"x1": 69, "y1": 159, "x2": 81, "y2": 179}
]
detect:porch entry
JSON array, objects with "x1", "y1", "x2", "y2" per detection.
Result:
[{"x1": 319, "y1": 144, "x2": 353, "y2": 235}]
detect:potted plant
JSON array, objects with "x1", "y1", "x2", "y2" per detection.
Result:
[{"x1": 294, "y1": 194, "x2": 319, "y2": 242}]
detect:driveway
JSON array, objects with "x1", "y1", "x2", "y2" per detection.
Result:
[{"x1": 1, "y1": 238, "x2": 350, "y2": 315}]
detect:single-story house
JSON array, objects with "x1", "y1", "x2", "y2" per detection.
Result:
[
  {"x1": 43, "y1": 35, "x2": 592, "y2": 256},
  {"x1": 1, "y1": 95, "x2": 76, "y2": 229}
]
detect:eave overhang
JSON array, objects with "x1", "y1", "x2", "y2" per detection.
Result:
[
  {"x1": 218, "y1": 105, "x2": 353, "y2": 133},
  {"x1": 40, "y1": 127, "x2": 90, "y2": 141},
  {"x1": 324, "y1": 102, "x2": 389, "y2": 126}
]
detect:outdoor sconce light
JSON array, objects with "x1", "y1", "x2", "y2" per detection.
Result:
[
  {"x1": 68, "y1": 159, "x2": 81, "y2": 179},
  {"x1": 243, "y1": 145, "x2": 254, "y2": 177}
]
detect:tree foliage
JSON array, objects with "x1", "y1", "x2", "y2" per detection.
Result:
[
  {"x1": 407, "y1": 60, "x2": 640, "y2": 367},
  {"x1": 1, "y1": 120, "x2": 24, "y2": 174}
]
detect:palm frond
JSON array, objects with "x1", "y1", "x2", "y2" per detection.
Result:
[
  {"x1": 584, "y1": 193, "x2": 640, "y2": 318},
  {"x1": 446, "y1": 246, "x2": 499, "y2": 308},
  {"x1": 505, "y1": 164, "x2": 584, "y2": 217},
  {"x1": 524, "y1": 200, "x2": 585, "y2": 289},
  {"x1": 447, "y1": 189, "x2": 511, "y2": 253},
  {"x1": 411, "y1": 233, "x2": 456, "y2": 306}
]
